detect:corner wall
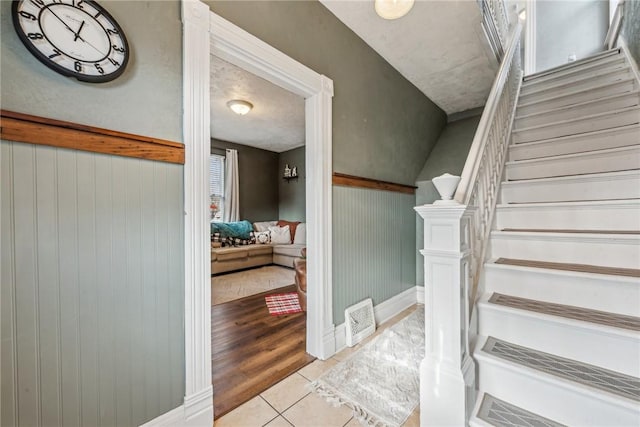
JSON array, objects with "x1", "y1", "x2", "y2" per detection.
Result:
[
  {"x1": 620, "y1": 0, "x2": 640, "y2": 66},
  {"x1": 279, "y1": 146, "x2": 306, "y2": 222}
]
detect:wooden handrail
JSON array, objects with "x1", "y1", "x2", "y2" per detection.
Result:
[
  {"x1": 605, "y1": 0, "x2": 625, "y2": 50},
  {"x1": 454, "y1": 23, "x2": 522, "y2": 204}
]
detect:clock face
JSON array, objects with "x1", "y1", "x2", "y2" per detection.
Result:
[{"x1": 12, "y1": 0, "x2": 129, "y2": 83}]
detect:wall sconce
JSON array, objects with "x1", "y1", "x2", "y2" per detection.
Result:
[{"x1": 283, "y1": 163, "x2": 298, "y2": 182}]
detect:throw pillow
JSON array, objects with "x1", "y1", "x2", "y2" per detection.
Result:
[
  {"x1": 269, "y1": 225, "x2": 291, "y2": 245},
  {"x1": 254, "y1": 220, "x2": 278, "y2": 232},
  {"x1": 277, "y1": 220, "x2": 301, "y2": 243},
  {"x1": 293, "y1": 223, "x2": 306, "y2": 245},
  {"x1": 256, "y1": 230, "x2": 271, "y2": 244}
]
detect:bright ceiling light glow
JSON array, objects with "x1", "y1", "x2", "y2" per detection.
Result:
[
  {"x1": 227, "y1": 99, "x2": 253, "y2": 115},
  {"x1": 518, "y1": 9, "x2": 526, "y2": 20},
  {"x1": 374, "y1": 0, "x2": 415, "y2": 20}
]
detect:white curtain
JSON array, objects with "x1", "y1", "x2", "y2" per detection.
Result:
[{"x1": 223, "y1": 149, "x2": 240, "y2": 222}]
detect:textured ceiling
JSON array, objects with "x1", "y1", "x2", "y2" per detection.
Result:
[
  {"x1": 319, "y1": 0, "x2": 500, "y2": 114},
  {"x1": 210, "y1": 56, "x2": 305, "y2": 153}
]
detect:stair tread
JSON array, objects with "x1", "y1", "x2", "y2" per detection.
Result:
[
  {"x1": 481, "y1": 336, "x2": 640, "y2": 402},
  {"x1": 515, "y1": 91, "x2": 640, "y2": 121},
  {"x1": 522, "y1": 54, "x2": 626, "y2": 87},
  {"x1": 524, "y1": 48, "x2": 621, "y2": 81},
  {"x1": 495, "y1": 258, "x2": 640, "y2": 278},
  {"x1": 501, "y1": 229, "x2": 640, "y2": 234},
  {"x1": 510, "y1": 123, "x2": 640, "y2": 148},
  {"x1": 512, "y1": 105, "x2": 640, "y2": 134},
  {"x1": 489, "y1": 293, "x2": 640, "y2": 332},
  {"x1": 475, "y1": 393, "x2": 566, "y2": 427},
  {"x1": 502, "y1": 169, "x2": 640, "y2": 184},
  {"x1": 517, "y1": 77, "x2": 636, "y2": 109},
  {"x1": 498, "y1": 199, "x2": 640, "y2": 206},
  {"x1": 520, "y1": 67, "x2": 631, "y2": 100},
  {"x1": 506, "y1": 146, "x2": 640, "y2": 167}
]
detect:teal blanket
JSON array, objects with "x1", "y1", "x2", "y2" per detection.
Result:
[{"x1": 211, "y1": 220, "x2": 253, "y2": 239}]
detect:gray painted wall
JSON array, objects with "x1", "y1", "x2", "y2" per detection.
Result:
[
  {"x1": 536, "y1": 0, "x2": 609, "y2": 72},
  {"x1": 1, "y1": 2, "x2": 184, "y2": 426},
  {"x1": 205, "y1": 1, "x2": 446, "y2": 186},
  {"x1": 414, "y1": 115, "x2": 481, "y2": 285},
  {"x1": 333, "y1": 186, "x2": 416, "y2": 325},
  {"x1": 211, "y1": 139, "x2": 280, "y2": 222},
  {"x1": 279, "y1": 146, "x2": 306, "y2": 222},
  {"x1": 1, "y1": 141, "x2": 185, "y2": 427},
  {"x1": 621, "y1": 0, "x2": 640, "y2": 66},
  {"x1": 0, "y1": 1, "x2": 183, "y2": 142}
]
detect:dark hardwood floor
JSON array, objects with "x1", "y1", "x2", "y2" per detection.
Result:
[{"x1": 211, "y1": 284, "x2": 315, "y2": 417}]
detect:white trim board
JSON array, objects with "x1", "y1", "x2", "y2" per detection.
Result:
[
  {"x1": 176, "y1": 0, "x2": 335, "y2": 425},
  {"x1": 334, "y1": 286, "x2": 424, "y2": 353},
  {"x1": 208, "y1": 8, "x2": 335, "y2": 362},
  {"x1": 619, "y1": 38, "x2": 640, "y2": 85}
]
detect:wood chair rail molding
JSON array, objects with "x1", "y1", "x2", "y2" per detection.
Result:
[
  {"x1": 332, "y1": 173, "x2": 417, "y2": 195},
  {"x1": 0, "y1": 110, "x2": 185, "y2": 164}
]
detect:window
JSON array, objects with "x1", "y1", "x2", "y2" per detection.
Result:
[{"x1": 210, "y1": 154, "x2": 224, "y2": 222}]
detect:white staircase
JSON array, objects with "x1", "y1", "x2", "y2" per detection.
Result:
[{"x1": 471, "y1": 48, "x2": 640, "y2": 426}]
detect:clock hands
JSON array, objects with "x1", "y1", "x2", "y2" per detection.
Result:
[
  {"x1": 74, "y1": 21, "x2": 85, "y2": 42},
  {"x1": 45, "y1": 7, "x2": 107, "y2": 57}
]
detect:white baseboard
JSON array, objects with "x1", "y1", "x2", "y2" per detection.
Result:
[
  {"x1": 334, "y1": 286, "x2": 423, "y2": 354},
  {"x1": 140, "y1": 387, "x2": 213, "y2": 427}
]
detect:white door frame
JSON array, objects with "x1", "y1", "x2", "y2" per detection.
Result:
[{"x1": 181, "y1": 0, "x2": 335, "y2": 424}]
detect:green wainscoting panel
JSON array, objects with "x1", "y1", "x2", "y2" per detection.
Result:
[
  {"x1": 333, "y1": 186, "x2": 417, "y2": 325},
  {"x1": 1, "y1": 140, "x2": 185, "y2": 427}
]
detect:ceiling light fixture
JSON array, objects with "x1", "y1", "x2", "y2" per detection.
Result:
[
  {"x1": 374, "y1": 0, "x2": 415, "y2": 20},
  {"x1": 227, "y1": 99, "x2": 253, "y2": 115},
  {"x1": 518, "y1": 8, "x2": 526, "y2": 20}
]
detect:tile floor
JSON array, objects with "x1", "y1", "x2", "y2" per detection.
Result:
[{"x1": 214, "y1": 305, "x2": 422, "y2": 427}]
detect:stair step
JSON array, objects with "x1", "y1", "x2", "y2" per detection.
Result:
[
  {"x1": 516, "y1": 78, "x2": 638, "y2": 116},
  {"x1": 501, "y1": 228, "x2": 640, "y2": 234},
  {"x1": 505, "y1": 145, "x2": 640, "y2": 180},
  {"x1": 519, "y1": 68, "x2": 632, "y2": 105},
  {"x1": 490, "y1": 230, "x2": 640, "y2": 268},
  {"x1": 520, "y1": 62, "x2": 631, "y2": 97},
  {"x1": 514, "y1": 91, "x2": 640, "y2": 129},
  {"x1": 512, "y1": 106, "x2": 640, "y2": 144},
  {"x1": 499, "y1": 171, "x2": 640, "y2": 203},
  {"x1": 481, "y1": 336, "x2": 640, "y2": 399},
  {"x1": 508, "y1": 124, "x2": 640, "y2": 161},
  {"x1": 524, "y1": 48, "x2": 621, "y2": 82},
  {"x1": 489, "y1": 293, "x2": 640, "y2": 332},
  {"x1": 484, "y1": 260, "x2": 640, "y2": 316},
  {"x1": 495, "y1": 200, "x2": 640, "y2": 230},
  {"x1": 522, "y1": 54, "x2": 626, "y2": 88},
  {"x1": 471, "y1": 393, "x2": 565, "y2": 427},
  {"x1": 495, "y1": 258, "x2": 640, "y2": 278},
  {"x1": 475, "y1": 336, "x2": 640, "y2": 426}
]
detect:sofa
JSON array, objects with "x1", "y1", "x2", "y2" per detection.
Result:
[{"x1": 211, "y1": 220, "x2": 306, "y2": 275}]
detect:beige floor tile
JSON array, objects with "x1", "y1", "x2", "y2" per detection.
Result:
[
  {"x1": 282, "y1": 393, "x2": 353, "y2": 427},
  {"x1": 215, "y1": 396, "x2": 278, "y2": 427},
  {"x1": 402, "y1": 408, "x2": 420, "y2": 427},
  {"x1": 297, "y1": 358, "x2": 338, "y2": 381},
  {"x1": 261, "y1": 372, "x2": 311, "y2": 413},
  {"x1": 342, "y1": 417, "x2": 360, "y2": 427},
  {"x1": 332, "y1": 344, "x2": 359, "y2": 362},
  {"x1": 264, "y1": 416, "x2": 294, "y2": 427}
]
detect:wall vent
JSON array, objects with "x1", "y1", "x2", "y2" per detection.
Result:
[{"x1": 345, "y1": 298, "x2": 376, "y2": 347}]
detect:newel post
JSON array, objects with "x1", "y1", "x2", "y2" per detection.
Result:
[{"x1": 415, "y1": 203, "x2": 476, "y2": 426}]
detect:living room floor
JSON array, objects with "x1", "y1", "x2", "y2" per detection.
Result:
[
  {"x1": 212, "y1": 265, "x2": 295, "y2": 305},
  {"x1": 215, "y1": 305, "x2": 421, "y2": 427}
]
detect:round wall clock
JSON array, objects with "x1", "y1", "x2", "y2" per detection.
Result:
[{"x1": 12, "y1": 0, "x2": 129, "y2": 83}]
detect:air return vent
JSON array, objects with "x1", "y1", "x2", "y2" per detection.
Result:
[{"x1": 345, "y1": 298, "x2": 376, "y2": 347}]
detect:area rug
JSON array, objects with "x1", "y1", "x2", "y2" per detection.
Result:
[
  {"x1": 212, "y1": 265, "x2": 295, "y2": 305},
  {"x1": 311, "y1": 309, "x2": 425, "y2": 427},
  {"x1": 265, "y1": 292, "x2": 303, "y2": 315}
]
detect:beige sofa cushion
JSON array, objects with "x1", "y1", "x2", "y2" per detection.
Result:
[
  {"x1": 214, "y1": 247, "x2": 249, "y2": 261},
  {"x1": 247, "y1": 245, "x2": 273, "y2": 256},
  {"x1": 273, "y1": 244, "x2": 305, "y2": 258}
]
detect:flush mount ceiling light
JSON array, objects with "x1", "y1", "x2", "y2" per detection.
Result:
[
  {"x1": 518, "y1": 8, "x2": 526, "y2": 20},
  {"x1": 227, "y1": 99, "x2": 253, "y2": 115},
  {"x1": 374, "y1": 0, "x2": 415, "y2": 20}
]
